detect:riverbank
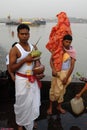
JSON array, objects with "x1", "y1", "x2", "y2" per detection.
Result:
[{"x1": 0, "y1": 78, "x2": 87, "y2": 130}]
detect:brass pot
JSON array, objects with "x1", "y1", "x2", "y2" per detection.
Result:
[
  {"x1": 36, "y1": 73, "x2": 45, "y2": 79},
  {"x1": 33, "y1": 65, "x2": 45, "y2": 75}
]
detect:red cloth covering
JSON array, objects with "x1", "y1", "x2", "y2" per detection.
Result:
[{"x1": 46, "y1": 12, "x2": 72, "y2": 72}]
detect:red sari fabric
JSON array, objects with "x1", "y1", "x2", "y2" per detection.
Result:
[{"x1": 46, "y1": 12, "x2": 72, "y2": 71}]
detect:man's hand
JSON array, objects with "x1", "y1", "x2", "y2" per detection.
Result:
[
  {"x1": 75, "y1": 93, "x2": 81, "y2": 99},
  {"x1": 62, "y1": 77, "x2": 68, "y2": 85},
  {"x1": 52, "y1": 69, "x2": 57, "y2": 77},
  {"x1": 25, "y1": 54, "x2": 33, "y2": 62}
]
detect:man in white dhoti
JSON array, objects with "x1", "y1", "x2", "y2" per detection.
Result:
[{"x1": 9, "y1": 24, "x2": 40, "y2": 130}]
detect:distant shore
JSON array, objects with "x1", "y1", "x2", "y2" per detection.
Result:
[{"x1": 0, "y1": 17, "x2": 87, "y2": 24}]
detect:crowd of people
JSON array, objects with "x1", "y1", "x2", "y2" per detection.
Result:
[{"x1": 5, "y1": 12, "x2": 87, "y2": 130}]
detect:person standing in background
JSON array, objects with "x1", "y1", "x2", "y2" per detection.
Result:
[
  {"x1": 9, "y1": 24, "x2": 40, "y2": 130},
  {"x1": 6, "y1": 42, "x2": 18, "y2": 103},
  {"x1": 46, "y1": 12, "x2": 76, "y2": 114},
  {"x1": 47, "y1": 34, "x2": 76, "y2": 114},
  {"x1": 6, "y1": 42, "x2": 18, "y2": 81}
]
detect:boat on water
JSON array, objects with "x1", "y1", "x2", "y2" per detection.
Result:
[
  {"x1": 5, "y1": 15, "x2": 45, "y2": 26},
  {"x1": 21, "y1": 21, "x2": 40, "y2": 26},
  {"x1": 6, "y1": 21, "x2": 20, "y2": 25},
  {"x1": 5, "y1": 19, "x2": 46, "y2": 26},
  {"x1": 32, "y1": 19, "x2": 46, "y2": 25}
]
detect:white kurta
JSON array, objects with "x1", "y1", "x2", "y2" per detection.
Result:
[{"x1": 14, "y1": 43, "x2": 40, "y2": 129}]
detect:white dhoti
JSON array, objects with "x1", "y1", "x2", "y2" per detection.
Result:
[{"x1": 14, "y1": 75, "x2": 40, "y2": 129}]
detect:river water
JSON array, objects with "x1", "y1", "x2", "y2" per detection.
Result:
[{"x1": 0, "y1": 22, "x2": 87, "y2": 80}]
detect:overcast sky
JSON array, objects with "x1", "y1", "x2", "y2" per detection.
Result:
[{"x1": 0, "y1": 0, "x2": 87, "y2": 19}]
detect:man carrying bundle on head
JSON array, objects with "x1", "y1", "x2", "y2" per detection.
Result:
[{"x1": 46, "y1": 12, "x2": 76, "y2": 114}]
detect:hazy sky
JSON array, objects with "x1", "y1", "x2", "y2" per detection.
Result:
[{"x1": 0, "y1": 0, "x2": 87, "y2": 19}]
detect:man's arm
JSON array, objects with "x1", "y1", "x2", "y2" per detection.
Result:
[
  {"x1": 7, "y1": 65, "x2": 15, "y2": 81},
  {"x1": 50, "y1": 55, "x2": 57, "y2": 76},
  {"x1": 76, "y1": 83, "x2": 87, "y2": 98}
]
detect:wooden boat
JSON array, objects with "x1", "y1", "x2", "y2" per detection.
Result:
[
  {"x1": 6, "y1": 21, "x2": 20, "y2": 25},
  {"x1": 32, "y1": 19, "x2": 46, "y2": 25},
  {"x1": 21, "y1": 21, "x2": 40, "y2": 26},
  {"x1": 21, "y1": 21, "x2": 32, "y2": 25},
  {"x1": 5, "y1": 19, "x2": 46, "y2": 26}
]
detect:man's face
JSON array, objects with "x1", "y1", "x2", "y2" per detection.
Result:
[
  {"x1": 18, "y1": 29, "x2": 30, "y2": 43},
  {"x1": 63, "y1": 39, "x2": 72, "y2": 49}
]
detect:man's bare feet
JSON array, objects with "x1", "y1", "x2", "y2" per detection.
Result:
[
  {"x1": 57, "y1": 107, "x2": 66, "y2": 114},
  {"x1": 33, "y1": 121, "x2": 38, "y2": 129},
  {"x1": 18, "y1": 126, "x2": 23, "y2": 130}
]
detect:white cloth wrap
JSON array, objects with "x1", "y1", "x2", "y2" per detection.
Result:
[
  {"x1": 24, "y1": 121, "x2": 34, "y2": 130},
  {"x1": 14, "y1": 75, "x2": 40, "y2": 127}
]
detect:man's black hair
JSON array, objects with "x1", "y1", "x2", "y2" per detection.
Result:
[
  {"x1": 63, "y1": 34, "x2": 72, "y2": 41},
  {"x1": 17, "y1": 24, "x2": 30, "y2": 33}
]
